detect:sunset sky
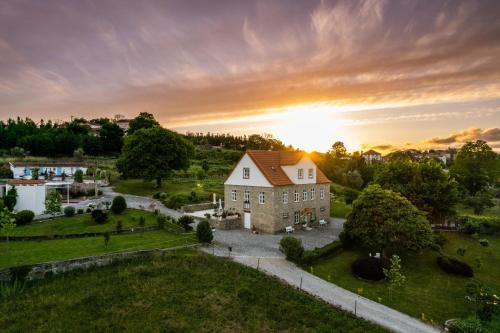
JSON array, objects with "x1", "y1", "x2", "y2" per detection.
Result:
[{"x1": 1, "y1": 0, "x2": 499, "y2": 152}]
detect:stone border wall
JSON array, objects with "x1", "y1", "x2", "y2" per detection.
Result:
[
  {"x1": 208, "y1": 216, "x2": 242, "y2": 230},
  {"x1": 180, "y1": 202, "x2": 221, "y2": 213},
  {"x1": 0, "y1": 244, "x2": 200, "y2": 282}
]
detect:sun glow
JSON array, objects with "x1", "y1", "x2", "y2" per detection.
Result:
[{"x1": 272, "y1": 103, "x2": 360, "y2": 153}]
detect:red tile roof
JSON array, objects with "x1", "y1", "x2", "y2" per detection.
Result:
[
  {"x1": 246, "y1": 150, "x2": 331, "y2": 186},
  {"x1": 7, "y1": 179, "x2": 45, "y2": 185}
]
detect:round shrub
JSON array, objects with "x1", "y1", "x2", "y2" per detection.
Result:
[
  {"x1": 351, "y1": 257, "x2": 385, "y2": 281},
  {"x1": 91, "y1": 209, "x2": 108, "y2": 224},
  {"x1": 437, "y1": 255, "x2": 474, "y2": 277},
  {"x1": 111, "y1": 196, "x2": 127, "y2": 214},
  {"x1": 196, "y1": 220, "x2": 213, "y2": 243},
  {"x1": 177, "y1": 215, "x2": 194, "y2": 231},
  {"x1": 64, "y1": 206, "x2": 75, "y2": 217},
  {"x1": 14, "y1": 210, "x2": 34, "y2": 225},
  {"x1": 77, "y1": 208, "x2": 84, "y2": 214},
  {"x1": 279, "y1": 236, "x2": 304, "y2": 263}
]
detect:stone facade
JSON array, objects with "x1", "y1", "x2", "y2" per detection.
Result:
[{"x1": 224, "y1": 183, "x2": 330, "y2": 234}]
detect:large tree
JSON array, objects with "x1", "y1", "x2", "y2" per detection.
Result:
[
  {"x1": 99, "y1": 121, "x2": 124, "y2": 154},
  {"x1": 117, "y1": 127, "x2": 194, "y2": 187},
  {"x1": 340, "y1": 184, "x2": 433, "y2": 257},
  {"x1": 374, "y1": 157, "x2": 458, "y2": 223},
  {"x1": 127, "y1": 112, "x2": 160, "y2": 135},
  {"x1": 451, "y1": 140, "x2": 497, "y2": 195}
]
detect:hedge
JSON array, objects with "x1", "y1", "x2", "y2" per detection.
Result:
[
  {"x1": 302, "y1": 240, "x2": 343, "y2": 265},
  {"x1": 437, "y1": 255, "x2": 474, "y2": 277},
  {"x1": 457, "y1": 215, "x2": 500, "y2": 235},
  {"x1": 279, "y1": 236, "x2": 304, "y2": 263}
]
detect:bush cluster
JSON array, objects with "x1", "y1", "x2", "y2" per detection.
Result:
[
  {"x1": 302, "y1": 240, "x2": 343, "y2": 265},
  {"x1": 64, "y1": 206, "x2": 75, "y2": 217},
  {"x1": 177, "y1": 215, "x2": 194, "y2": 231},
  {"x1": 91, "y1": 209, "x2": 108, "y2": 224},
  {"x1": 437, "y1": 255, "x2": 474, "y2": 277},
  {"x1": 279, "y1": 236, "x2": 304, "y2": 263},
  {"x1": 449, "y1": 317, "x2": 483, "y2": 333},
  {"x1": 111, "y1": 196, "x2": 127, "y2": 214},
  {"x1": 351, "y1": 257, "x2": 386, "y2": 281},
  {"x1": 458, "y1": 215, "x2": 500, "y2": 235},
  {"x1": 196, "y1": 220, "x2": 213, "y2": 243},
  {"x1": 14, "y1": 210, "x2": 34, "y2": 225}
]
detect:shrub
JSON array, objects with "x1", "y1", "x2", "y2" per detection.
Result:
[
  {"x1": 351, "y1": 257, "x2": 386, "y2": 281},
  {"x1": 63, "y1": 206, "x2": 75, "y2": 217},
  {"x1": 177, "y1": 215, "x2": 194, "y2": 231},
  {"x1": 458, "y1": 215, "x2": 500, "y2": 235},
  {"x1": 279, "y1": 236, "x2": 304, "y2": 263},
  {"x1": 196, "y1": 220, "x2": 213, "y2": 243},
  {"x1": 302, "y1": 240, "x2": 343, "y2": 265},
  {"x1": 165, "y1": 195, "x2": 190, "y2": 209},
  {"x1": 91, "y1": 209, "x2": 108, "y2": 224},
  {"x1": 73, "y1": 169, "x2": 84, "y2": 183},
  {"x1": 86, "y1": 207, "x2": 91, "y2": 213},
  {"x1": 14, "y1": 210, "x2": 34, "y2": 225},
  {"x1": 77, "y1": 208, "x2": 84, "y2": 214},
  {"x1": 344, "y1": 188, "x2": 359, "y2": 205},
  {"x1": 111, "y1": 196, "x2": 127, "y2": 214},
  {"x1": 449, "y1": 317, "x2": 483, "y2": 333},
  {"x1": 437, "y1": 255, "x2": 474, "y2": 277},
  {"x1": 479, "y1": 239, "x2": 489, "y2": 247},
  {"x1": 157, "y1": 214, "x2": 167, "y2": 230}
]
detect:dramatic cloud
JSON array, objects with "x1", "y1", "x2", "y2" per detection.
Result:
[{"x1": 427, "y1": 128, "x2": 500, "y2": 145}]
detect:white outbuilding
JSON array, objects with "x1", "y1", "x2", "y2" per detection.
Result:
[{"x1": 5, "y1": 179, "x2": 47, "y2": 215}]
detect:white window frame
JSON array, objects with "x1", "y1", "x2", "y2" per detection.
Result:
[
  {"x1": 308, "y1": 168, "x2": 314, "y2": 179},
  {"x1": 244, "y1": 190, "x2": 250, "y2": 202},
  {"x1": 294, "y1": 211, "x2": 300, "y2": 224},
  {"x1": 231, "y1": 190, "x2": 237, "y2": 201},
  {"x1": 303, "y1": 190, "x2": 308, "y2": 201},
  {"x1": 298, "y1": 168, "x2": 304, "y2": 179},
  {"x1": 282, "y1": 191, "x2": 288, "y2": 205},
  {"x1": 283, "y1": 212, "x2": 289, "y2": 219},
  {"x1": 310, "y1": 188, "x2": 315, "y2": 200},
  {"x1": 320, "y1": 187, "x2": 325, "y2": 199},
  {"x1": 294, "y1": 190, "x2": 299, "y2": 202},
  {"x1": 243, "y1": 167, "x2": 250, "y2": 179},
  {"x1": 258, "y1": 192, "x2": 265, "y2": 204}
]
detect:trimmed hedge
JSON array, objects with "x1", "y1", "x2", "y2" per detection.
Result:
[
  {"x1": 111, "y1": 196, "x2": 127, "y2": 214},
  {"x1": 302, "y1": 240, "x2": 343, "y2": 265},
  {"x1": 280, "y1": 236, "x2": 304, "y2": 263},
  {"x1": 351, "y1": 257, "x2": 385, "y2": 281},
  {"x1": 458, "y1": 215, "x2": 500, "y2": 235},
  {"x1": 14, "y1": 210, "x2": 35, "y2": 225},
  {"x1": 196, "y1": 220, "x2": 213, "y2": 244},
  {"x1": 437, "y1": 255, "x2": 474, "y2": 277}
]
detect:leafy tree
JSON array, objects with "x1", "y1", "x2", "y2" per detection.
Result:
[
  {"x1": 201, "y1": 160, "x2": 210, "y2": 172},
  {"x1": 117, "y1": 127, "x2": 194, "y2": 187},
  {"x1": 345, "y1": 170, "x2": 364, "y2": 189},
  {"x1": 128, "y1": 112, "x2": 159, "y2": 135},
  {"x1": 340, "y1": 184, "x2": 433, "y2": 257},
  {"x1": 196, "y1": 220, "x2": 213, "y2": 243},
  {"x1": 177, "y1": 215, "x2": 194, "y2": 231},
  {"x1": 99, "y1": 121, "x2": 124, "y2": 154},
  {"x1": 45, "y1": 189, "x2": 62, "y2": 217},
  {"x1": 374, "y1": 157, "x2": 458, "y2": 223},
  {"x1": 279, "y1": 236, "x2": 304, "y2": 263},
  {"x1": 74, "y1": 169, "x2": 84, "y2": 183},
  {"x1": 383, "y1": 255, "x2": 406, "y2": 300},
  {"x1": 82, "y1": 135, "x2": 103, "y2": 155},
  {"x1": 0, "y1": 165, "x2": 13, "y2": 179},
  {"x1": 4, "y1": 187, "x2": 17, "y2": 212},
  {"x1": 451, "y1": 140, "x2": 497, "y2": 195},
  {"x1": 464, "y1": 190, "x2": 495, "y2": 215},
  {"x1": 31, "y1": 168, "x2": 39, "y2": 180},
  {"x1": 111, "y1": 196, "x2": 127, "y2": 214},
  {"x1": 0, "y1": 208, "x2": 16, "y2": 243}
]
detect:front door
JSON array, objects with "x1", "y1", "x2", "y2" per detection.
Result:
[{"x1": 244, "y1": 212, "x2": 251, "y2": 229}]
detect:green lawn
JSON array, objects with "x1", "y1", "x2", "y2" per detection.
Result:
[
  {"x1": 310, "y1": 233, "x2": 500, "y2": 325},
  {"x1": 456, "y1": 199, "x2": 500, "y2": 217},
  {"x1": 331, "y1": 198, "x2": 352, "y2": 218},
  {"x1": 11, "y1": 209, "x2": 181, "y2": 236},
  {"x1": 113, "y1": 177, "x2": 224, "y2": 198},
  {"x1": 0, "y1": 231, "x2": 196, "y2": 268},
  {"x1": 0, "y1": 251, "x2": 386, "y2": 332}
]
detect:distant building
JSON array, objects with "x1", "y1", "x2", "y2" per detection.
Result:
[
  {"x1": 115, "y1": 119, "x2": 131, "y2": 132},
  {"x1": 362, "y1": 149, "x2": 382, "y2": 164},
  {"x1": 4, "y1": 179, "x2": 46, "y2": 215},
  {"x1": 9, "y1": 162, "x2": 88, "y2": 179},
  {"x1": 224, "y1": 150, "x2": 331, "y2": 234}
]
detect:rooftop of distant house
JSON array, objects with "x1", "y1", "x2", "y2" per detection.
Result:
[
  {"x1": 7, "y1": 179, "x2": 45, "y2": 185},
  {"x1": 10, "y1": 161, "x2": 89, "y2": 168}
]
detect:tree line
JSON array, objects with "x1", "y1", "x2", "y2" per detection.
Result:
[{"x1": 185, "y1": 132, "x2": 293, "y2": 151}]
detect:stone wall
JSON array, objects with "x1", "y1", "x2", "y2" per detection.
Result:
[
  {"x1": 0, "y1": 244, "x2": 199, "y2": 282},
  {"x1": 180, "y1": 202, "x2": 220, "y2": 213},
  {"x1": 208, "y1": 216, "x2": 242, "y2": 230}
]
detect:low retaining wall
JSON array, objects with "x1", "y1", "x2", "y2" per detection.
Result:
[
  {"x1": 208, "y1": 216, "x2": 242, "y2": 230},
  {"x1": 0, "y1": 244, "x2": 199, "y2": 282},
  {"x1": 180, "y1": 202, "x2": 221, "y2": 213}
]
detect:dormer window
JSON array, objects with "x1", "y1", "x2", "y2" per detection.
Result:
[
  {"x1": 243, "y1": 167, "x2": 250, "y2": 179},
  {"x1": 298, "y1": 168, "x2": 304, "y2": 179},
  {"x1": 308, "y1": 168, "x2": 314, "y2": 179}
]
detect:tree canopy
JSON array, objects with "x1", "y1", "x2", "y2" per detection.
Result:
[
  {"x1": 341, "y1": 184, "x2": 433, "y2": 256},
  {"x1": 373, "y1": 157, "x2": 458, "y2": 223},
  {"x1": 127, "y1": 112, "x2": 160, "y2": 135},
  {"x1": 117, "y1": 127, "x2": 194, "y2": 187}
]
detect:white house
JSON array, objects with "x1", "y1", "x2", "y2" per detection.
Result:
[
  {"x1": 5, "y1": 179, "x2": 46, "y2": 215},
  {"x1": 362, "y1": 150, "x2": 382, "y2": 164},
  {"x1": 9, "y1": 162, "x2": 88, "y2": 179}
]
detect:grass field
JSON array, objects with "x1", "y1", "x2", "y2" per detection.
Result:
[
  {"x1": 0, "y1": 251, "x2": 386, "y2": 332},
  {"x1": 112, "y1": 177, "x2": 225, "y2": 198},
  {"x1": 0, "y1": 231, "x2": 196, "y2": 268},
  {"x1": 330, "y1": 197, "x2": 352, "y2": 218},
  {"x1": 11, "y1": 209, "x2": 182, "y2": 236},
  {"x1": 456, "y1": 199, "x2": 500, "y2": 217},
  {"x1": 310, "y1": 232, "x2": 500, "y2": 325}
]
